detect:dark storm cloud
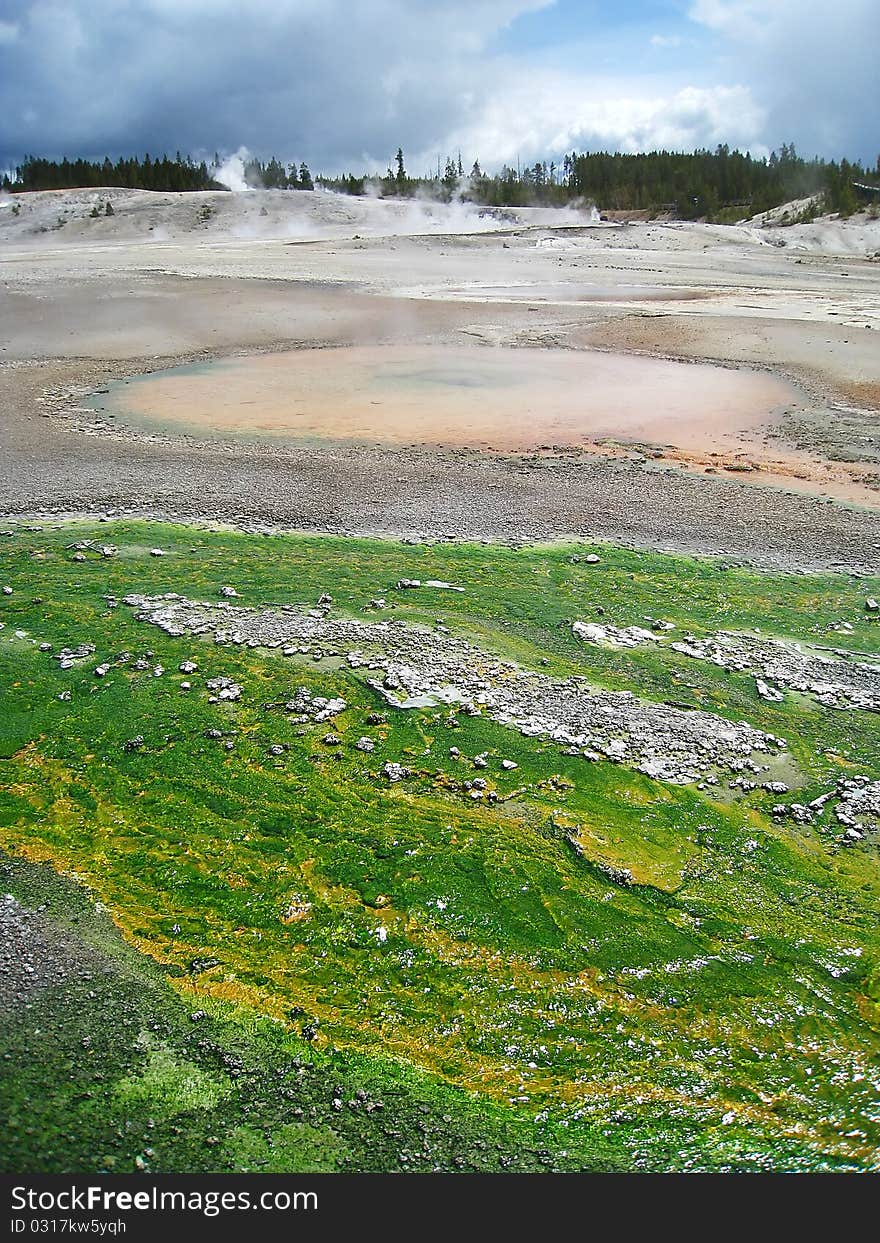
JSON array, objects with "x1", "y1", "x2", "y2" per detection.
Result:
[
  {"x1": 0, "y1": 1, "x2": 552, "y2": 170},
  {"x1": 0, "y1": 1, "x2": 876, "y2": 175}
]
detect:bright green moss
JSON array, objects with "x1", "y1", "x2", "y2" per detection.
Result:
[{"x1": 1, "y1": 520, "x2": 878, "y2": 1172}]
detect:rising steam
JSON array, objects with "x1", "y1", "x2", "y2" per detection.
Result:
[{"x1": 213, "y1": 148, "x2": 252, "y2": 192}]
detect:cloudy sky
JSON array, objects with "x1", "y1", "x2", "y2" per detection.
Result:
[{"x1": 0, "y1": 1, "x2": 876, "y2": 175}]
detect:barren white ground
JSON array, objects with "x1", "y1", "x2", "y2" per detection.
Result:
[{"x1": 1, "y1": 186, "x2": 878, "y2": 567}]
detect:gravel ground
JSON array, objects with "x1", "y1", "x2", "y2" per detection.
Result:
[{"x1": 0, "y1": 889, "x2": 108, "y2": 1010}]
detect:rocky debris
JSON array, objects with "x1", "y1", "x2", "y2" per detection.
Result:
[
  {"x1": 180, "y1": 680, "x2": 191, "y2": 690},
  {"x1": 123, "y1": 593, "x2": 789, "y2": 786},
  {"x1": 501, "y1": 759, "x2": 518, "y2": 770},
  {"x1": 776, "y1": 799, "x2": 820, "y2": 825},
  {"x1": 314, "y1": 697, "x2": 347, "y2": 722},
  {"x1": 366, "y1": 712, "x2": 387, "y2": 725},
  {"x1": 51, "y1": 642, "x2": 96, "y2": 670},
  {"x1": 219, "y1": 586, "x2": 238, "y2": 598},
  {"x1": 755, "y1": 678, "x2": 785, "y2": 703},
  {"x1": 93, "y1": 663, "x2": 110, "y2": 677},
  {"x1": 670, "y1": 630, "x2": 880, "y2": 712},
  {"x1": 424, "y1": 580, "x2": 464, "y2": 592},
  {"x1": 356, "y1": 736, "x2": 376, "y2": 752},
  {"x1": 268, "y1": 743, "x2": 288, "y2": 756},
  {"x1": 39, "y1": 642, "x2": 52, "y2": 652},
  {"x1": 149, "y1": 547, "x2": 166, "y2": 557},
  {"x1": 396, "y1": 579, "x2": 420, "y2": 589},
  {"x1": 584, "y1": 554, "x2": 601, "y2": 564},
  {"x1": 449, "y1": 746, "x2": 461, "y2": 758},
  {"x1": 368, "y1": 598, "x2": 387, "y2": 610},
  {"x1": 205, "y1": 676, "x2": 242, "y2": 702},
  {"x1": 2, "y1": 586, "x2": 13, "y2": 595},
  {"x1": 178, "y1": 660, "x2": 198, "y2": 673},
  {"x1": 65, "y1": 538, "x2": 117, "y2": 559},
  {"x1": 382, "y1": 762, "x2": 410, "y2": 782},
  {"x1": 866, "y1": 598, "x2": 879, "y2": 613},
  {"x1": 773, "y1": 777, "x2": 880, "y2": 843},
  {"x1": 572, "y1": 620, "x2": 661, "y2": 649},
  {"x1": 57, "y1": 690, "x2": 71, "y2": 701},
  {"x1": 317, "y1": 593, "x2": 333, "y2": 605},
  {"x1": 597, "y1": 862, "x2": 633, "y2": 886},
  {"x1": 122, "y1": 735, "x2": 144, "y2": 752},
  {"x1": 322, "y1": 733, "x2": 341, "y2": 746},
  {"x1": 834, "y1": 778, "x2": 880, "y2": 841},
  {"x1": 280, "y1": 687, "x2": 347, "y2": 724},
  {"x1": 473, "y1": 754, "x2": 488, "y2": 769}
]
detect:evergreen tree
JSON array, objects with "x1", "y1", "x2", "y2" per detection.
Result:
[
  {"x1": 442, "y1": 156, "x2": 458, "y2": 197},
  {"x1": 9, "y1": 144, "x2": 878, "y2": 218}
]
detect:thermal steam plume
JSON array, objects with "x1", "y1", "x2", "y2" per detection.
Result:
[{"x1": 212, "y1": 148, "x2": 252, "y2": 192}]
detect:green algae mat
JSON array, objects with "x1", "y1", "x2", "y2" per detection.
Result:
[{"x1": 1, "y1": 520, "x2": 878, "y2": 1173}]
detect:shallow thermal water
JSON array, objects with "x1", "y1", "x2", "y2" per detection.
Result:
[
  {"x1": 102, "y1": 344, "x2": 798, "y2": 453},
  {"x1": 445, "y1": 283, "x2": 713, "y2": 302}
]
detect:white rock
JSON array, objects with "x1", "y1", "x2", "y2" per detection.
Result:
[{"x1": 755, "y1": 678, "x2": 785, "y2": 703}]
